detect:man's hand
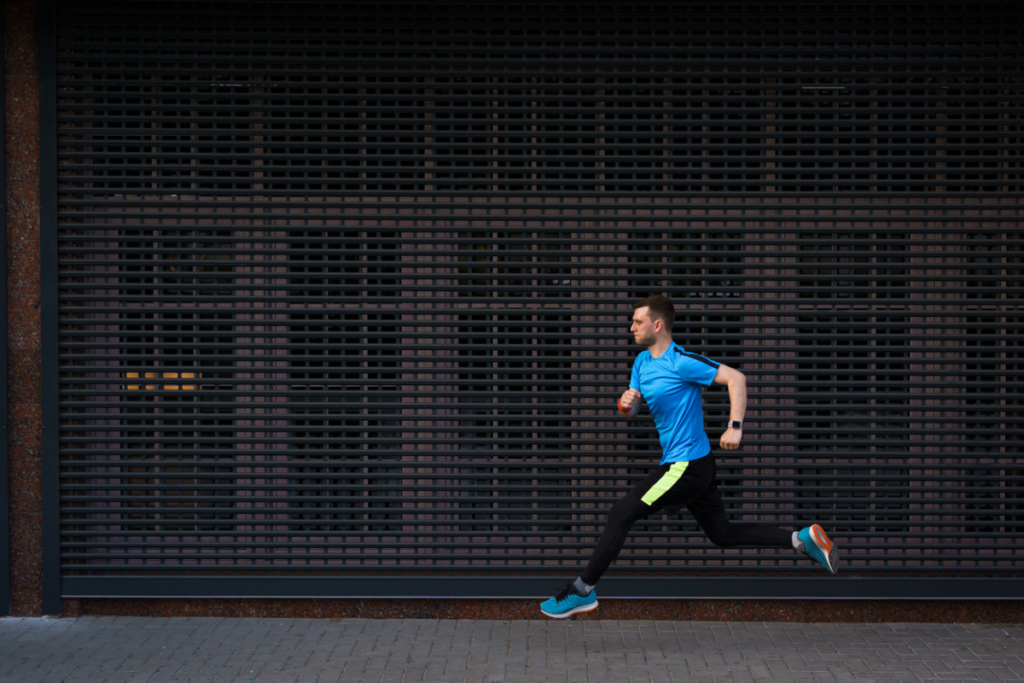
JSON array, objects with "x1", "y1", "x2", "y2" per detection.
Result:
[
  {"x1": 618, "y1": 388, "x2": 642, "y2": 417},
  {"x1": 719, "y1": 427, "x2": 742, "y2": 450}
]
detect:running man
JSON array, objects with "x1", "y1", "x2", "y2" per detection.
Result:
[{"x1": 540, "y1": 295, "x2": 839, "y2": 619}]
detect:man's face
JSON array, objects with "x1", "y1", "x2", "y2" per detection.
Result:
[{"x1": 631, "y1": 307, "x2": 660, "y2": 347}]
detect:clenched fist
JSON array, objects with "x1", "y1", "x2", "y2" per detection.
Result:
[
  {"x1": 618, "y1": 388, "x2": 642, "y2": 418},
  {"x1": 719, "y1": 427, "x2": 743, "y2": 450}
]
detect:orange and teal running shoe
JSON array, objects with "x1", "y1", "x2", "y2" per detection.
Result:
[{"x1": 798, "y1": 524, "x2": 840, "y2": 574}]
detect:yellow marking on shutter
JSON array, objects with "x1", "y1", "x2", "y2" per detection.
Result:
[{"x1": 123, "y1": 372, "x2": 199, "y2": 391}]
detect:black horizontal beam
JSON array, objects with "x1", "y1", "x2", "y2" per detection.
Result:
[
  {"x1": 50, "y1": 205, "x2": 1024, "y2": 217},
  {"x1": 59, "y1": 576, "x2": 1024, "y2": 600},
  {"x1": 57, "y1": 519, "x2": 1024, "y2": 531}
]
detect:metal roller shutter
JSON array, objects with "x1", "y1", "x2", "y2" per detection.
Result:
[{"x1": 49, "y1": 1, "x2": 1022, "y2": 598}]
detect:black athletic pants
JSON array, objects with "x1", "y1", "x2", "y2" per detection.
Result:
[{"x1": 580, "y1": 451, "x2": 793, "y2": 586}]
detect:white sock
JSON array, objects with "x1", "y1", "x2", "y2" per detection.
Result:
[
  {"x1": 573, "y1": 577, "x2": 595, "y2": 596},
  {"x1": 792, "y1": 531, "x2": 805, "y2": 552}
]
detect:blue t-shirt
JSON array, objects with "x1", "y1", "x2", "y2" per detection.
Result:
[{"x1": 629, "y1": 341, "x2": 721, "y2": 464}]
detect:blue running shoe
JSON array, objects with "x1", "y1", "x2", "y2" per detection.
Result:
[
  {"x1": 540, "y1": 582, "x2": 598, "y2": 619},
  {"x1": 798, "y1": 524, "x2": 840, "y2": 575}
]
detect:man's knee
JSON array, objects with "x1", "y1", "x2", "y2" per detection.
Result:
[
  {"x1": 699, "y1": 519, "x2": 735, "y2": 547},
  {"x1": 608, "y1": 492, "x2": 650, "y2": 528},
  {"x1": 706, "y1": 530, "x2": 735, "y2": 547}
]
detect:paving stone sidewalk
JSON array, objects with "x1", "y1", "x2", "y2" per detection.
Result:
[{"x1": 0, "y1": 616, "x2": 1022, "y2": 683}]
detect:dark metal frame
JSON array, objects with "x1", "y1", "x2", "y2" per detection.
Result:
[{"x1": 41, "y1": 1, "x2": 1023, "y2": 602}]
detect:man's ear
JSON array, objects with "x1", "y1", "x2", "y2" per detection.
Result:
[{"x1": 653, "y1": 319, "x2": 662, "y2": 333}]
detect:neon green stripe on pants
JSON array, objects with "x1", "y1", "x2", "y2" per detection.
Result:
[{"x1": 641, "y1": 461, "x2": 689, "y2": 506}]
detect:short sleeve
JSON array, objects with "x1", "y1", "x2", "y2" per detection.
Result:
[
  {"x1": 629, "y1": 356, "x2": 642, "y2": 391},
  {"x1": 673, "y1": 350, "x2": 720, "y2": 386}
]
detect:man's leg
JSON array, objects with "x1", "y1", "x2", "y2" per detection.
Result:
[
  {"x1": 539, "y1": 466, "x2": 669, "y2": 618},
  {"x1": 687, "y1": 484, "x2": 793, "y2": 547},
  {"x1": 579, "y1": 460, "x2": 697, "y2": 586},
  {"x1": 580, "y1": 491, "x2": 653, "y2": 585},
  {"x1": 687, "y1": 454, "x2": 840, "y2": 573},
  {"x1": 686, "y1": 453, "x2": 797, "y2": 547}
]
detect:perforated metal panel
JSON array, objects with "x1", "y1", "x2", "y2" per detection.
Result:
[{"x1": 49, "y1": 1, "x2": 1023, "y2": 598}]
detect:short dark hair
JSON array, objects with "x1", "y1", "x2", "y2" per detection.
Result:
[{"x1": 634, "y1": 295, "x2": 675, "y2": 333}]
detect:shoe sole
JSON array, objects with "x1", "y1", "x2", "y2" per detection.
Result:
[
  {"x1": 541, "y1": 601, "x2": 599, "y2": 619},
  {"x1": 809, "y1": 524, "x2": 840, "y2": 574}
]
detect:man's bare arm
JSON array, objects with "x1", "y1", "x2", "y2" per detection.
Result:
[{"x1": 712, "y1": 364, "x2": 746, "y2": 450}]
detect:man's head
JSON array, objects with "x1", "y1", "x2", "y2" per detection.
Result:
[{"x1": 631, "y1": 295, "x2": 675, "y2": 347}]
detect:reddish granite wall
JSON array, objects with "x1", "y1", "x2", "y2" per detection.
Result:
[{"x1": 5, "y1": 0, "x2": 43, "y2": 618}]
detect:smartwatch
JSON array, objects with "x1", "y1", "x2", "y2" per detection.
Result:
[{"x1": 728, "y1": 421, "x2": 743, "y2": 430}]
